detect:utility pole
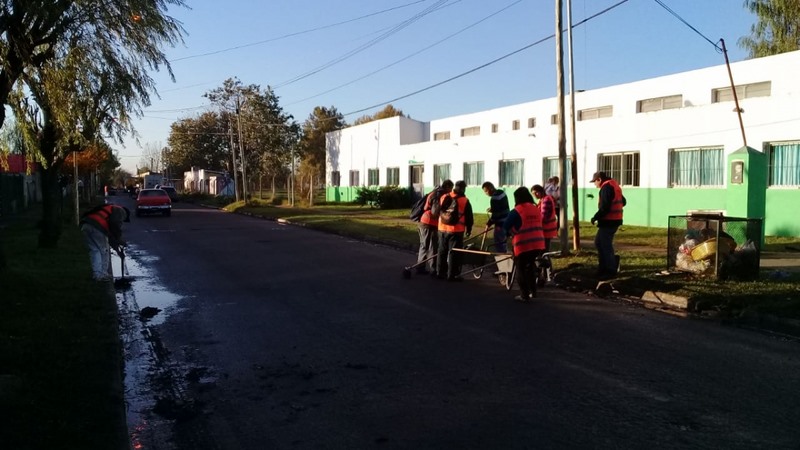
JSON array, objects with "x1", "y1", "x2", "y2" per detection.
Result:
[
  {"x1": 566, "y1": 0, "x2": 580, "y2": 251},
  {"x1": 228, "y1": 115, "x2": 240, "y2": 202},
  {"x1": 236, "y1": 96, "x2": 248, "y2": 202},
  {"x1": 555, "y1": 0, "x2": 569, "y2": 255},
  {"x1": 74, "y1": 151, "x2": 79, "y2": 225}
]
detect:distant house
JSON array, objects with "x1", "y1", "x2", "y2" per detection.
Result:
[
  {"x1": 0, "y1": 154, "x2": 40, "y2": 214},
  {"x1": 183, "y1": 167, "x2": 234, "y2": 196}
]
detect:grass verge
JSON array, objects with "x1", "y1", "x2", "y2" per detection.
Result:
[{"x1": 0, "y1": 207, "x2": 127, "y2": 450}]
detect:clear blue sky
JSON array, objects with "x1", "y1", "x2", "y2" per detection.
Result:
[{"x1": 120, "y1": 0, "x2": 756, "y2": 173}]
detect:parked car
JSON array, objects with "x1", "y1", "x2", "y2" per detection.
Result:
[
  {"x1": 160, "y1": 185, "x2": 179, "y2": 202},
  {"x1": 136, "y1": 188, "x2": 172, "y2": 217}
]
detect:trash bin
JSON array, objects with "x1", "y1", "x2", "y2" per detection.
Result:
[{"x1": 667, "y1": 213, "x2": 762, "y2": 280}]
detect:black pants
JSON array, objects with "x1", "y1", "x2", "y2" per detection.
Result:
[
  {"x1": 437, "y1": 231, "x2": 464, "y2": 279},
  {"x1": 515, "y1": 249, "x2": 544, "y2": 298}
]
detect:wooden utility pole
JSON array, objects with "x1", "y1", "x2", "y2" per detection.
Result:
[{"x1": 555, "y1": 0, "x2": 569, "y2": 255}]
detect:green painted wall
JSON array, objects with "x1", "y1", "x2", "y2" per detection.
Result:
[{"x1": 766, "y1": 190, "x2": 800, "y2": 237}]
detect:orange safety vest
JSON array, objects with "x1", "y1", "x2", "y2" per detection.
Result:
[
  {"x1": 420, "y1": 189, "x2": 440, "y2": 226},
  {"x1": 599, "y1": 179, "x2": 624, "y2": 221},
  {"x1": 511, "y1": 203, "x2": 545, "y2": 256},
  {"x1": 539, "y1": 194, "x2": 558, "y2": 239},
  {"x1": 437, "y1": 192, "x2": 468, "y2": 233},
  {"x1": 84, "y1": 205, "x2": 115, "y2": 233}
]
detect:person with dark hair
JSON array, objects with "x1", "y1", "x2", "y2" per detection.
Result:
[
  {"x1": 481, "y1": 181, "x2": 510, "y2": 252},
  {"x1": 545, "y1": 176, "x2": 561, "y2": 227},
  {"x1": 589, "y1": 171, "x2": 626, "y2": 279},
  {"x1": 503, "y1": 187, "x2": 546, "y2": 302},
  {"x1": 80, "y1": 204, "x2": 130, "y2": 281},
  {"x1": 531, "y1": 184, "x2": 557, "y2": 251},
  {"x1": 436, "y1": 180, "x2": 474, "y2": 281},
  {"x1": 416, "y1": 179, "x2": 454, "y2": 275}
]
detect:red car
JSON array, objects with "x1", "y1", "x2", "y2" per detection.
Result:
[{"x1": 136, "y1": 188, "x2": 172, "y2": 217}]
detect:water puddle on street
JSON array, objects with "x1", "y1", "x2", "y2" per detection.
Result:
[{"x1": 114, "y1": 247, "x2": 190, "y2": 449}]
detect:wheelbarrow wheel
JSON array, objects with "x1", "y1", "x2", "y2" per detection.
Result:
[{"x1": 469, "y1": 265, "x2": 484, "y2": 279}]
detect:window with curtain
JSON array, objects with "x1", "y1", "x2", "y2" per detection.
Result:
[
  {"x1": 767, "y1": 141, "x2": 800, "y2": 186},
  {"x1": 669, "y1": 146, "x2": 724, "y2": 187},
  {"x1": 367, "y1": 168, "x2": 379, "y2": 186},
  {"x1": 598, "y1": 152, "x2": 640, "y2": 186},
  {"x1": 463, "y1": 161, "x2": 484, "y2": 186},
  {"x1": 499, "y1": 159, "x2": 524, "y2": 186},
  {"x1": 433, "y1": 164, "x2": 451, "y2": 185},
  {"x1": 386, "y1": 167, "x2": 400, "y2": 186},
  {"x1": 349, "y1": 170, "x2": 360, "y2": 187},
  {"x1": 542, "y1": 157, "x2": 572, "y2": 187},
  {"x1": 331, "y1": 171, "x2": 341, "y2": 187}
]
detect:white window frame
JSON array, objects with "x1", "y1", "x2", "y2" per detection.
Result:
[
  {"x1": 597, "y1": 151, "x2": 640, "y2": 187},
  {"x1": 712, "y1": 81, "x2": 771, "y2": 103},
  {"x1": 637, "y1": 95, "x2": 682, "y2": 113}
]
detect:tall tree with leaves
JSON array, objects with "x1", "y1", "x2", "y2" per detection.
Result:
[
  {"x1": 299, "y1": 106, "x2": 346, "y2": 202},
  {"x1": 166, "y1": 111, "x2": 231, "y2": 175},
  {"x1": 739, "y1": 0, "x2": 800, "y2": 57},
  {"x1": 8, "y1": 1, "x2": 185, "y2": 248}
]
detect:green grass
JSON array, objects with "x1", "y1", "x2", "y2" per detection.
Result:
[{"x1": 0, "y1": 207, "x2": 127, "y2": 449}]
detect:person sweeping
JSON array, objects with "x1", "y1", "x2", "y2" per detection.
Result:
[{"x1": 80, "y1": 204, "x2": 130, "y2": 281}]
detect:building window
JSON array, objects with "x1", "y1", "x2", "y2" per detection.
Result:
[
  {"x1": 386, "y1": 167, "x2": 400, "y2": 186},
  {"x1": 637, "y1": 95, "x2": 682, "y2": 113},
  {"x1": 331, "y1": 171, "x2": 341, "y2": 187},
  {"x1": 598, "y1": 152, "x2": 640, "y2": 186},
  {"x1": 349, "y1": 170, "x2": 360, "y2": 187},
  {"x1": 491, "y1": 123, "x2": 499, "y2": 133},
  {"x1": 527, "y1": 117, "x2": 536, "y2": 128},
  {"x1": 766, "y1": 141, "x2": 800, "y2": 186},
  {"x1": 550, "y1": 114, "x2": 559, "y2": 125},
  {"x1": 368, "y1": 168, "x2": 379, "y2": 186},
  {"x1": 512, "y1": 120, "x2": 520, "y2": 131},
  {"x1": 578, "y1": 105, "x2": 613, "y2": 121},
  {"x1": 499, "y1": 159, "x2": 524, "y2": 186},
  {"x1": 463, "y1": 161, "x2": 484, "y2": 186},
  {"x1": 542, "y1": 157, "x2": 572, "y2": 188},
  {"x1": 433, "y1": 131, "x2": 450, "y2": 141},
  {"x1": 433, "y1": 164, "x2": 451, "y2": 185},
  {"x1": 460, "y1": 126, "x2": 480, "y2": 137},
  {"x1": 712, "y1": 81, "x2": 771, "y2": 103},
  {"x1": 669, "y1": 146, "x2": 724, "y2": 187}
]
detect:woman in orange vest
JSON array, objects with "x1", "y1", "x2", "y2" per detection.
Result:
[
  {"x1": 416, "y1": 179, "x2": 453, "y2": 275},
  {"x1": 590, "y1": 171, "x2": 626, "y2": 279},
  {"x1": 531, "y1": 184, "x2": 558, "y2": 252},
  {"x1": 503, "y1": 187, "x2": 546, "y2": 302}
]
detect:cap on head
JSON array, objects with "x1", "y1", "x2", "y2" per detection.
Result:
[{"x1": 590, "y1": 171, "x2": 606, "y2": 182}]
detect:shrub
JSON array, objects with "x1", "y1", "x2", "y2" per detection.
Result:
[{"x1": 355, "y1": 186, "x2": 412, "y2": 209}]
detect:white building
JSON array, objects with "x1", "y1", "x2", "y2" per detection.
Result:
[{"x1": 326, "y1": 50, "x2": 800, "y2": 237}]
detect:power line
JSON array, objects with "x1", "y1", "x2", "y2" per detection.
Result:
[
  {"x1": 286, "y1": 0, "x2": 523, "y2": 107},
  {"x1": 274, "y1": 0, "x2": 459, "y2": 89},
  {"x1": 343, "y1": 0, "x2": 631, "y2": 117},
  {"x1": 652, "y1": 0, "x2": 722, "y2": 51},
  {"x1": 170, "y1": 0, "x2": 430, "y2": 62}
]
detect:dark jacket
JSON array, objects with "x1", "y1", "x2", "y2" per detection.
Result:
[
  {"x1": 487, "y1": 189, "x2": 510, "y2": 226},
  {"x1": 592, "y1": 181, "x2": 626, "y2": 228}
]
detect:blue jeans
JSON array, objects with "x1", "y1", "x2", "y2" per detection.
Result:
[
  {"x1": 493, "y1": 222, "x2": 507, "y2": 253},
  {"x1": 595, "y1": 225, "x2": 619, "y2": 275}
]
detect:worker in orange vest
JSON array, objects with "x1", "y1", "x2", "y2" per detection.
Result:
[
  {"x1": 416, "y1": 179, "x2": 453, "y2": 275},
  {"x1": 503, "y1": 187, "x2": 546, "y2": 302},
  {"x1": 531, "y1": 184, "x2": 558, "y2": 252},
  {"x1": 436, "y1": 180, "x2": 474, "y2": 281},
  {"x1": 590, "y1": 171, "x2": 626, "y2": 279},
  {"x1": 80, "y1": 204, "x2": 130, "y2": 281}
]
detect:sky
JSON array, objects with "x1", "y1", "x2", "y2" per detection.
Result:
[{"x1": 119, "y1": 0, "x2": 757, "y2": 174}]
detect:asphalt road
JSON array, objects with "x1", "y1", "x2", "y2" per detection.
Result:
[{"x1": 116, "y1": 198, "x2": 800, "y2": 449}]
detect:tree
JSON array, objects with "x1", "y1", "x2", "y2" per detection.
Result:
[
  {"x1": 299, "y1": 106, "x2": 347, "y2": 203},
  {"x1": 739, "y1": 0, "x2": 800, "y2": 57},
  {"x1": 140, "y1": 141, "x2": 164, "y2": 174},
  {"x1": 352, "y1": 104, "x2": 406, "y2": 125},
  {"x1": 166, "y1": 111, "x2": 231, "y2": 175},
  {"x1": 6, "y1": 1, "x2": 185, "y2": 248}
]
